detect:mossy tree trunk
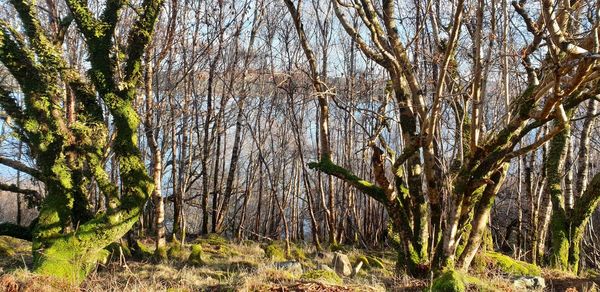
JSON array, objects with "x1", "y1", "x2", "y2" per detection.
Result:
[
  {"x1": 547, "y1": 115, "x2": 600, "y2": 274},
  {"x1": 0, "y1": 0, "x2": 162, "y2": 283}
]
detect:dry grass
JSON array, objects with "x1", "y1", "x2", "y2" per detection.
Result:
[{"x1": 5, "y1": 237, "x2": 581, "y2": 291}]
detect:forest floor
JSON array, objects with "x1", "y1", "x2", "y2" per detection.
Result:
[{"x1": 0, "y1": 235, "x2": 599, "y2": 291}]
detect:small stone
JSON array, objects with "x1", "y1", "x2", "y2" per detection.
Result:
[
  {"x1": 331, "y1": 252, "x2": 352, "y2": 276},
  {"x1": 274, "y1": 261, "x2": 303, "y2": 274},
  {"x1": 513, "y1": 276, "x2": 545, "y2": 291}
]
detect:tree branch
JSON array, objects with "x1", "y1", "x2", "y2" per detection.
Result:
[
  {"x1": 0, "y1": 182, "x2": 42, "y2": 206},
  {"x1": 308, "y1": 159, "x2": 386, "y2": 203}
]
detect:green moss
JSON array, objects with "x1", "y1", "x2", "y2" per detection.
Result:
[
  {"x1": 300, "y1": 269, "x2": 343, "y2": 285},
  {"x1": 479, "y1": 252, "x2": 541, "y2": 276},
  {"x1": 366, "y1": 256, "x2": 385, "y2": 269},
  {"x1": 290, "y1": 245, "x2": 307, "y2": 261},
  {"x1": 356, "y1": 255, "x2": 369, "y2": 267},
  {"x1": 204, "y1": 233, "x2": 227, "y2": 245},
  {"x1": 133, "y1": 240, "x2": 153, "y2": 259},
  {"x1": 308, "y1": 159, "x2": 386, "y2": 203},
  {"x1": 154, "y1": 245, "x2": 168, "y2": 262},
  {"x1": 196, "y1": 234, "x2": 236, "y2": 258},
  {"x1": 431, "y1": 270, "x2": 466, "y2": 292},
  {"x1": 264, "y1": 243, "x2": 286, "y2": 261},
  {"x1": 187, "y1": 244, "x2": 203, "y2": 266},
  {"x1": 167, "y1": 243, "x2": 186, "y2": 261},
  {"x1": 0, "y1": 237, "x2": 16, "y2": 257}
]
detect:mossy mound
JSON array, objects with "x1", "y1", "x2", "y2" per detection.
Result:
[
  {"x1": 196, "y1": 234, "x2": 236, "y2": 258},
  {"x1": 263, "y1": 242, "x2": 308, "y2": 262},
  {"x1": 0, "y1": 236, "x2": 30, "y2": 257},
  {"x1": 432, "y1": 270, "x2": 466, "y2": 292},
  {"x1": 187, "y1": 244, "x2": 203, "y2": 266},
  {"x1": 432, "y1": 270, "x2": 494, "y2": 292},
  {"x1": 195, "y1": 233, "x2": 228, "y2": 246},
  {"x1": 0, "y1": 237, "x2": 16, "y2": 257},
  {"x1": 290, "y1": 245, "x2": 307, "y2": 261},
  {"x1": 300, "y1": 269, "x2": 343, "y2": 285},
  {"x1": 475, "y1": 252, "x2": 541, "y2": 276},
  {"x1": 265, "y1": 243, "x2": 286, "y2": 261}
]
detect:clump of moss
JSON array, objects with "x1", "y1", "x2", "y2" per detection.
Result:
[
  {"x1": 197, "y1": 234, "x2": 236, "y2": 258},
  {"x1": 167, "y1": 243, "x2": 186, "y2": 261},
  {"x1": 264, "y1": 243, "x2": 286, "y2": 261},
  {"x1": 431, "y1": 270, "x2": 466, "y2": 292},
  {"x1": 204, "y1": 233, "x2": 228, "y2": 245},
  {"x1": 479, "y1": 252, "x2": 541, "y2": 276},
  {"x1": 290, "y1": 245, "x2": 307, "y2": 261},
  {"x1": 132, "y1": 240, "x2": 154, "y2": 259},
  {"x1": 300, "y1": 269, "x2": 343, "y2": 285},
  {"x1": 187, "y1": 244, "x2": 203, "y2": 266}
]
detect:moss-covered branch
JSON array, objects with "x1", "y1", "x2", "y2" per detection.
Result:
[
  {"x1": 308, "y1": 159, "x2": 386, "y2": 203},
  {"x1": 0, "y1": 182, "x2": 42, "y2": 206}
]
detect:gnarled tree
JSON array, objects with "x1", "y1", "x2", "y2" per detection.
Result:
[
  {"x1": 0, "y1": 0, "x2": 162, "y2": 282},
  {"x1": 304, "y1": 0, "x2": 600, "y2": 276}
]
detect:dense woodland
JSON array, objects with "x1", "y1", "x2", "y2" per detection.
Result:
[{"x1": 0, "y1": 0, "x2": 599, "y2": 290}]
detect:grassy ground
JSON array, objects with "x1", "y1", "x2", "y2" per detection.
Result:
[{"x1": 1, "y1": 235, "x2": 599, "y2": 291}]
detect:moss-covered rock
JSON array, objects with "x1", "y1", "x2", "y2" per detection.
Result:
[
  {"x1": 476, "y1": 252, "x2": 541, "y2": 276},
  {"x1": 0, "y1": 237, "x2": 17, "y2": 257},
  {"x1": 300, "y1": 269, "x2": 343, "y2": 285},
  {"x1": 431, "y1": 270, "x2": 466, "y2": 292},
  {"x1": 187, "y1": 244, "x2": 203, "y2": 266}
]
